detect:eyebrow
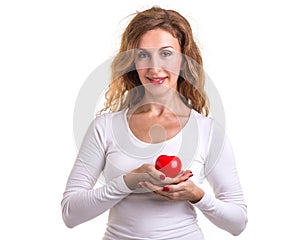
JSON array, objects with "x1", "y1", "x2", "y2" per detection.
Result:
[{"x1": 137, "y1": 46, "x2": 175, "y2": 51}]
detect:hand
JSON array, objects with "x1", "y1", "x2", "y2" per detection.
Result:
[
  {"x1": 140, "y1": 174, "x2": 204, "y2": 203},
  {"x1": 124, "y1": 164, "x2": 176, "y2": 190}
]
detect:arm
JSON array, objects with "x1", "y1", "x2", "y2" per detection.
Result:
[
  {"x1": 194, "y1": 133, "x2": 248, "y2": 236},
  {"x1": 61, "y1": 116, "x2": 132, "y2": 228}
]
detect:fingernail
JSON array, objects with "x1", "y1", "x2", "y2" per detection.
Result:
[
  {"x1": 184, "y1": 174, "x2": 194, "y2": 181},
  {"x1": 137, "y1": 182, "x2": 143, "y2": 188},
  {"x1": 160, "y1": 174, "x2": 166, "y2": 180},
  {"x1": 162, "y1": 186, "x2": 169, "y2": 191}
]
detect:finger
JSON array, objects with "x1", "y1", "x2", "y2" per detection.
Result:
[
  {"x1": 164, "y1": 180, "x2": 191, "y2": 192},
  {"x1": 155, "y1": 172, "x2": 189, "y2": 186},
  {"x1": 141, "y1": 164, "x2": 166, "y2": 182},
  {"x1": 130, "y1": 169, "x2": 165, "y2": 186},
  {"x1": 148, "y1": 170, "x2": 166, "y2": 181},
  {"x1": 156, "y1": 186, "x2": 186, "y2": 200},
  {"x1": 171, "y1": 170, "x2": 193, "y2": 184},
  {"x1": 142, "y1": 181, "x2": 163, "y2": 192}
]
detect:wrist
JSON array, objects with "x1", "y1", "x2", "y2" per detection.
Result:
[
  {"x1": 190, "y1": 188, "x2": 204, "y2": 204},
  {"x1": 123, "y1": 173, "x2": 136, "y2": 190},
  {"x1": 124, "y1": 172, "x2": 141, "y2": 190}
]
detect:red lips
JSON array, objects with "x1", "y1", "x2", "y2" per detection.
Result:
[{"x1": 148, "y1": 77, "x2": 167, "y2": 85}]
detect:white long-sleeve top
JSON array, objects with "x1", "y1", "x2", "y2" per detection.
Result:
[{"x1": 61, "y1": 109, "x2": 247, "y2": 239}]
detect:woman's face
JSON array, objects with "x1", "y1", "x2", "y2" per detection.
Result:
[{"x1": 135, "y1": 28, "x2": 182, "y2": 97}]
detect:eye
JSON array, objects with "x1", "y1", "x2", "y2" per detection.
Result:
[
  {"x1": 161, "y1": 51, "x2": 172, "y2": 57},
  {"x1": 137, "y1": 52, "x2": 150, "y2": 59}
]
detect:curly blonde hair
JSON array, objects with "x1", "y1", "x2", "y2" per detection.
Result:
[{"x1": 99, "y1": 6, "x2": 209, "y2": 116}]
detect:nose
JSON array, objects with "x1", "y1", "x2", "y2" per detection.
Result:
[{"x1": 149, "y1": 53, "x2": 162, "y2": 71}]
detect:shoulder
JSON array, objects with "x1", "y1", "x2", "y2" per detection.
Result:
[
  {"x1": 190, "y1": 109, "x2": 214, "y2": 132},
  {"x1": 94, "y1": 109, "x2": 126, "y2": 124},
  {"x1": 191, "y1": 109, "x2": 226, "y2": 135},
  {"x1": 190, "y1": 110, "x2": 227, "y2": 157},
  {"x1": 93, "y1": 109, "x2": 127, "y2": 135},
  {"x1": 87, "y1": 109, "x2": 127, "y2": 145}
]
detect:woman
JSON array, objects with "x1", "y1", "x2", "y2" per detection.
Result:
[{"x1": 61, "y1": 6, "x2": 247, "y2": 239}]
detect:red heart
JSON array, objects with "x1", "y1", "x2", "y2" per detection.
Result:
[{"x1": 155, "y1": 155, "x2": 182, "y2": 178}]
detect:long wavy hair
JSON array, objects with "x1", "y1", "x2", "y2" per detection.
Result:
[{"x1": 99, "y1": 6, "x2": 209, "y2": 116}]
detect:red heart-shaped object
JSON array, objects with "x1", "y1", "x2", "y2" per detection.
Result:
[{"x1": 155, "y1": 155, "x2": 182, "y2": 178}]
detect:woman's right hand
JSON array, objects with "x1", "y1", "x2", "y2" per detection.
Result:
[
  {"x1": 124, "y1": 164, "x2": 167, "y2": 190},
  {"x1": 123, "y1": 164, "x2": 192, "y2": 191}
]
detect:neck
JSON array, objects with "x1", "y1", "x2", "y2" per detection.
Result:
[{"x1": 132, "y1": 90, "x2": 190, "y2": 116}]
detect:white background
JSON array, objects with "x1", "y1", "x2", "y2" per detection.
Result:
[{"x1": 1, "y1": 0, "x2": 299, "y2": 239}]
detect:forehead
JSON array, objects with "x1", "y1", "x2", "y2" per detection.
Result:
[{"x1": 138, "y1": 29, "x2": 181, "y2": 51}]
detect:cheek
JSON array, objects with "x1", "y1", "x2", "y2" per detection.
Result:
[
  {"x1": 163, "y1": 56, "x2": 182, "y2": 75},
  {"x1": 163, "y1": 64, "x2": 181, "y2": 79},
  {"x1": 135, "y1": 59, "x2": 151, "y2": 72},
  {"x1": 135, "y1": 68, "x2": 147, "y2": 81},
  {"x1": 135, "y1": 61, "x2": 147, "y2": 72}
]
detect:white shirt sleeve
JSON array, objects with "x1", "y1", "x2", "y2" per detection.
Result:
[
  {"x1": 61, "y1": 116, "x2": 132, "y2": 228},
  {"x1": 192, "y1": 121, "x2": 248, "y2": 236}
]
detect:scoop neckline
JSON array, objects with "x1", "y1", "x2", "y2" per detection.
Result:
[{"x1": 123, "y1": 108, "x2": 195, "y2": 145}]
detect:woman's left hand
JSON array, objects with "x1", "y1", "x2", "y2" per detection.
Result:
[{"x1": 140, "y1": 178, "x2": 205, "y2": 203}]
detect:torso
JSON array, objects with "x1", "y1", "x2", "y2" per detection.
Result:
[{"x1": 101, "y1": 108, "x2": 209, "y2": 240}]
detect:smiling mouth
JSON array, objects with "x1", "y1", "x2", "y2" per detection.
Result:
[{"x1": 147, "y1": 77, "x2": 167, "y2": 85}]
